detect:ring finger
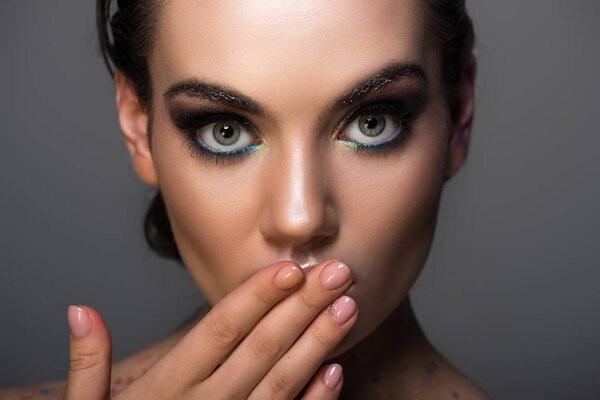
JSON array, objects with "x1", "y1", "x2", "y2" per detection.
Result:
[{"x1": 248, "y1": 295, "x2": 357, "y2": 399}]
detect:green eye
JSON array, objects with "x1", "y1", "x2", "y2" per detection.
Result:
[
  {"x1": 343, "y1": 113, "x2": 403, "y2": 145},
  {"x1": 196, "y1": 120, "x2": 256, "y2": 152},
  {"x1": 213, "y1": 122, "x2": 241, "y2": 146},
  {"x1": 358, "y1": 114, "x2": 386, "y2": 137}
]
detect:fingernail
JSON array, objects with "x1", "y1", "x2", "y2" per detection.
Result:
[
  {"x1": 322, "y1": 363, "x2": 343, "y2": 389},
  {"x1": 328, "y1": 296, "x2": 357, "y2": 325},
  {"x1": 274, "y1": 263, "x2": 304, "y2": 290},
  {"x1": 320, "y1": 261, "x2": 351, "y2": 290},
  {"x1": 68, "y1": 305, "x2": 91, "y2": 338}
]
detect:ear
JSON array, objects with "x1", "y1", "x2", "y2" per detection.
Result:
[
  {"x1": 115, "y1": 70, "x2": 158, "y2": 187},
  {"x1": 444, "y1": 54, "x2": 477, "y2": 180}
]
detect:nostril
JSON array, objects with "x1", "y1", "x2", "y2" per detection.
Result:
[
  {"x1": 294, "y1": 233, "x2": 338, "y2": 252},
  {"x1": 259, "y1": 205, "x2": 339, "y2": 250}
]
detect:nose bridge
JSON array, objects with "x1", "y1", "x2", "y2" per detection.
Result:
[{"x1": 260, "y1": 135, "x2": 338, "y2": 248}]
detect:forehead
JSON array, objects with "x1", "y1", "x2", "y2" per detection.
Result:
[{"x1": 151, "y1": 0, "x2": 430, "y2": 111}]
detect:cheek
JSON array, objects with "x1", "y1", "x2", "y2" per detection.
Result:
[
  {"x1": 335, "y1": 107, "x2": 448, "y2": 298},
  {"x1": 329, "y1": 109, "x2": 448, "y2": 347},
  {"x1": 337, "y1": 113, "x2": 447, "y2": 252},
  {"x1": 150, "y1": 118, "x2": 264, "y2": 301}
]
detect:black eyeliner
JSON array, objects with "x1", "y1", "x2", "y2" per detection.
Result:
[
  {"x1": 337, "y1": 99, "x2": 422, "y2": 154},
  {"x1": 168, "y1": 106, "x2": 259, "y2": 163}
]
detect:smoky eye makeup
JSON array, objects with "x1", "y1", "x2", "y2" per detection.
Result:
[
  {"x1": 167, "y1": 103, "x2": 262, "y2": 164},
  {"x1": 337, "y1": 101, "x2": 416, "y2": 153},
  {"x1": 166, "y1": 81, "x2": 429, "y2": 163},
  {"x1": 335, "y1": 86, "x2": 430, "y2": 154}
]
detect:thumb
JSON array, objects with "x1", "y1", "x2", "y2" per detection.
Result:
[{"x1": 64, "y1": 305, "x2": 112, "y2": 400}]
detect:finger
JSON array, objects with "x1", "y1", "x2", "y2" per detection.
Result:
[
  {"x1": 249, "y1": 296, "x2": 357, "y2": 399},
  {"x1": 148, "y1": 261, "x2": 305, "y2": 387},
  {"x1": 301, "y1": 364, "x2": 344, "y2": 400},
  {"x1": 204, "y1": 260, "x2": 353, "y2": 398},
  {"x1": 64, "y1": 305, "x2": 112, "y2": 400}
]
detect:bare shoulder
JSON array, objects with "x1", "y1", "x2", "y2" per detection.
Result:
[
  {"x1": 0, "y1": 380, "x2": 65, "y2": 400},
  {"x1": 0, "y1": 310, "x2": 204, "y2": 400},
  {"x1": 435, "y1": 358, "x2": 494, "y2": 400}
]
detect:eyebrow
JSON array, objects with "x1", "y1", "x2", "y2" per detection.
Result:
[
  {"x1": 334, "y1": 62, "x2": 427, "y2": 109},
  {"x1": 163, "y1": 80, "x2": 266, "y2": 116},
  {"x1": 163, "y1": 62, "x2": 426, "y2": 117}
]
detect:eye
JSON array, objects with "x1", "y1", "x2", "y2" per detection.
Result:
[
  {"x1": 342, "y1": 113, "x2": 403, "y2": 145},
  {"x1": 196, "y1": 120, "x2": 256, "y2": 152}
]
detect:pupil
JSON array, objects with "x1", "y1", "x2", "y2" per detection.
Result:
[
  {"x1": 364, "y1": 116, "x2": 378, "y2": 130},
  {"x1": 221, "y1": 125, "x2": 234, "y2": 138}
]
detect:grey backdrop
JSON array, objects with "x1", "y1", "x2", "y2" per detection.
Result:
[{"x1": 1, "y1": 1, "x2": 599, "y2": 399}]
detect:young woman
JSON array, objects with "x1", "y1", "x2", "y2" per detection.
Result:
[{"x1": 2, "y1": 0, "x2": 489, "y2": 398}]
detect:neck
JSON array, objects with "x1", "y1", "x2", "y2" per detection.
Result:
[
  {"x1": 332, "y1": 297, "x2": 444, "y2": 399},
  {"x1": 115, "y1": 297, "x2": 488, "y2": 399}
]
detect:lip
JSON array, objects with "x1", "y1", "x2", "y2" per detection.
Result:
[
  {"x1": 272, "y1": 253, "x2": 356, "y2": 293},
  {"x1": 298, "y1": 254, "x2": 319, "y2": 273},
  {"x1": 274, "y1": 251, "x2": 354, "y2": 287}
]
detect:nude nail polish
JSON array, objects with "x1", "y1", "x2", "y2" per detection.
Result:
[
  {"x1": 274, "y1": 264, "x2": 303, "y2": 290},
  {"x1": 323, "y1": 363, "x2": 343, "y2": 389},
  {"x1": 68, "y1": 305, "x2": 91, "y2": 338},
  {"x1": 320, "y1": 261, "x2": 351, "y2": 290},
  {"x1": 328, "y1": 296, "x2": 357, "y2": 325}
]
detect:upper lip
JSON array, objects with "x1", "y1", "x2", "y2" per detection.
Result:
[
  {"x1": 298, "y1": 254, "x2": 320, "y2": 272},
  {"x1": 280, "y1": 248, "x2": 323, "y2": 272}
]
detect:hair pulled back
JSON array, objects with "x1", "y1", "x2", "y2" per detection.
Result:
[{"x1": 96, "y1": 0, "x2": 475, "y2": 263}]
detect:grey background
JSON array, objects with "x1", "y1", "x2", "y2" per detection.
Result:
[{"x1": 1, "y1": 1, "x2": 599, "y2": 398}]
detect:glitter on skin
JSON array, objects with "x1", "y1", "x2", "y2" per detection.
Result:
[{"x1": 425, "y1": 361, "x2": 438, "y2": 375}]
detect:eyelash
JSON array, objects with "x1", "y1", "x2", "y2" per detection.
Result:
[
  {"x1": 174, "y1": 101, "x2": 417, "y2": 164},
  {"x1": 174, "y1": 112, "x2": 258, "y2": 164},
  {"x1": 337, "y1": 101, "x2": 416, "y2": 154}
]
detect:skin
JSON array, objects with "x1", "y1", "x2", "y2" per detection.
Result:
[
  {"x1": 1, "y1": 0, "x2": 486, "y2": 399},
  {"x1": 149, "y1": 0, "x2": 445, "y2": 355}
]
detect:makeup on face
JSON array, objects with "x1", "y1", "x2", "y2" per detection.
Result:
[
  {"x1": 148, "y1": 0, "x2": 450, "y2": 358},
  {"x1": 162, "y1": 63, "x2": 431, "y2": 164}
]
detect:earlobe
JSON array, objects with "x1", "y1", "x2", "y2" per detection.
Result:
[
  {"x1": 114, "y1": 71, "x2": 158, "y2": 187},
  {"x1": 444, "y1": 54, "x2": 477, "y2": 180}
]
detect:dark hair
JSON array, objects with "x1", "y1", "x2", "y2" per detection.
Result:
[{"x1": 96, "y1": 0, "x2": 475, "y2": 263}]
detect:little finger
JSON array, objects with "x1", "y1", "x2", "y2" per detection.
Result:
[{"x1": 301, "y1": 364, "x2": 343, "y2": 400}]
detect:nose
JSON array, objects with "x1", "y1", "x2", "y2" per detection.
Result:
[{"x1": 259, "y1": 141, "x2": 339, "y2": 249}]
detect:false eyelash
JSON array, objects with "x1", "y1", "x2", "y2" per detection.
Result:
[
  {"x1": 345, "y1": 101, "x2": 419, "y2": 124},
  {"x1": 173, "y1": 111, "x2": 260, "y2": 164},
  {"x1": 336, "y1": 100, "x2": 417, "y2": 154}
]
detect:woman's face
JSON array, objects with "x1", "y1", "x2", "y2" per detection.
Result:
[{"x1": 138, "y1": 0, "x2": 460, "y2": 354}]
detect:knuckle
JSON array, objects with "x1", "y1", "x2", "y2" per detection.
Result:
[
  {"x1": 248, "y1": 330, "x2": 282, "y2": 361},
  {"x1": 310, "y1": 325, "x2": 335, "y2": 348},
  {"x1": 298, "y1": 290, "x2": 322, "y2": 312},
  {"x1": 208, "y1": 311, "x2": 241, "y2": 348},
  {"x1": 254, "y1": 285, "x2": 278, "y2": 307},
  {"x1": 268, "y1": 370, "x2": 291, "y2": 398},
  {"x1": 69, "y1": 350, "x2": 110, "y2": 372}
]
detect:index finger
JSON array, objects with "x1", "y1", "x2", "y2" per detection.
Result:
[{"x1": 147, "y1": 261, "x2": 305, "y2": 385}]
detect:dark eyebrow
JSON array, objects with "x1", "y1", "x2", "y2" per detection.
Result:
[
  {"x1": 163, "y1": 62, "x2": 426, "y2": 119},
  {"x1": 334, "y1": 62, "x2": 427, "y2": 110},
  {"x1": 163, "y1": 80, "x2": 266, "y2": 116}
]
